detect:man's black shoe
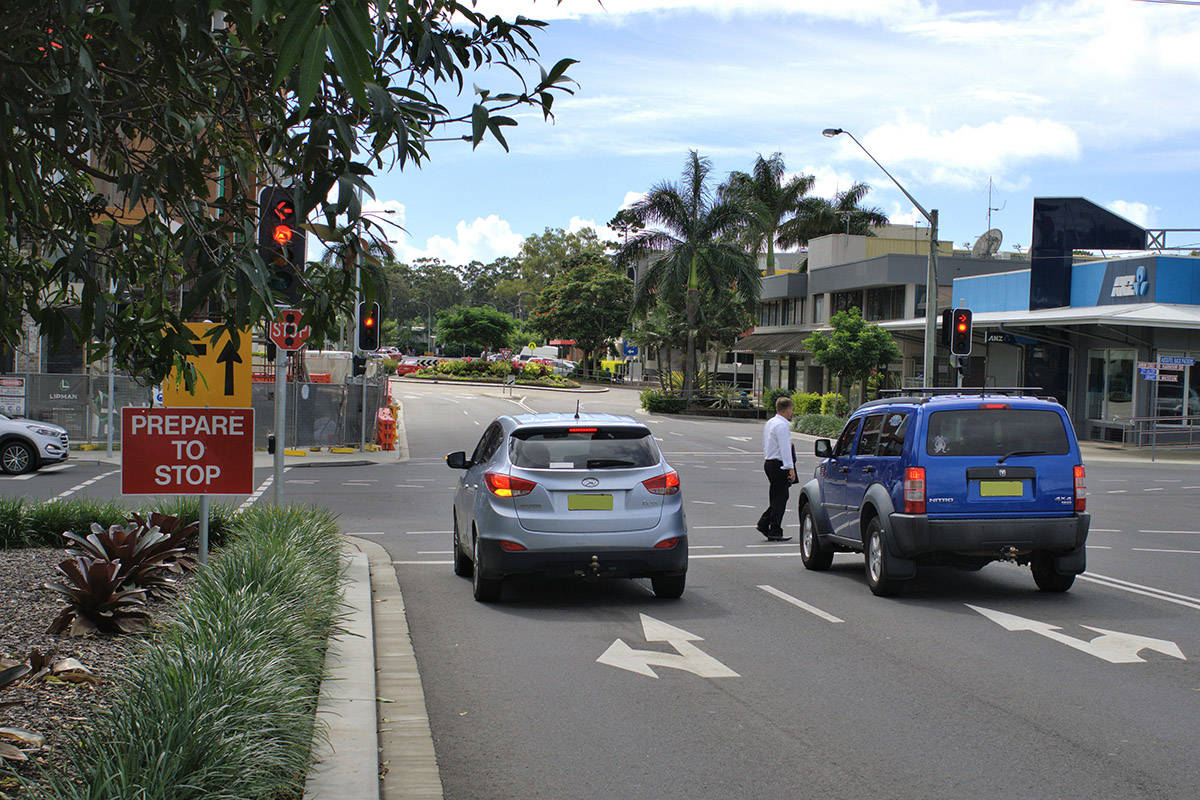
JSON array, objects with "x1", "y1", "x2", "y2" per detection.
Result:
[
  {"x1": 756, "y1": 521, "x2": 772, "y2": 537},
  {"x1": 765, "y1": 535, "x2": 792, "y2": 542}
]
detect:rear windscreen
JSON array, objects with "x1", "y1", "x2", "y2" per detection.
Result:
[
  {"x1": 925, "y1": 409, "x2": 1070, "y2": 457},
  {"x1": 511, "y1": 427, "x2": 658, "y2": 469}
]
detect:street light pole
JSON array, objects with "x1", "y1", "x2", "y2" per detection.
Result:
[{"x1": 823, "y1": 127, "x2": 939, "y2": 388}]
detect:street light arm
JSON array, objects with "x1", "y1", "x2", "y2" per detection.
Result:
[{"x1": 825, "y1": 129, "x2": 931, "y2": 223}]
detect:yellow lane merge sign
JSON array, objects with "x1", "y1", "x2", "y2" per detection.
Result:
[{"x1": 162, "y1": 323, "x2": 253, "y2": 408}]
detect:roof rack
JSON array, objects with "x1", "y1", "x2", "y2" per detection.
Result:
[{"x1": 868, "y1": 387, "x2": 1057, "y2": 407}]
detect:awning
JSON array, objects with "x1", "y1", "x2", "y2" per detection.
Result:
[
  {"x1": 879, "y1": 303, "x2": 1200, "y2": 331},
  {"x1": 732, "y1": 331, "x2": 811, "y2": 355}
]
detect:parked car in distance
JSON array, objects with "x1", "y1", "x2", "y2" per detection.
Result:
[
  {"x1": 446, "y1": 413, "x2": 688, "y2": 602},
  {"x1": 0, "y1": 413, "x2": 70, "y2": 475},
  {"x1": 395, "y1": 356, "x2": 429, "y2": 375},
  {"x1": 799, "y1": 392, "x2": 1090, "y2": 596}
]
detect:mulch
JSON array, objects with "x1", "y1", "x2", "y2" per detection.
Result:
[{"x1": 0, "y1": 547, "x2": 189, "y2": 797}]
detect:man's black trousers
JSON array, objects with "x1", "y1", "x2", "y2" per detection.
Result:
[{"x1": 757, "y1": 458, "x2": 791, "y2": 537}]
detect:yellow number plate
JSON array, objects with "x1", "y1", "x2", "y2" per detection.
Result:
[
  {"x1": 979, "y1": 480, "x2": 1023, "y2": 497},
  {"x1": 568, "y1": 494, "x2": 613, "y2": 511}
]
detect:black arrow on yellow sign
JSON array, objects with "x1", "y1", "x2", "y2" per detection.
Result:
[{"x1": 216, "y1": 339, "x2": 242, "y2": 396}]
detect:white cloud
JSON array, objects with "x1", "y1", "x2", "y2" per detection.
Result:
[
  {"x1": 1106, "y1": 200, "x2": 1155, "y2": 228},
  {"x1": 393, "y1": 215, "x2": 524, "y2": 265},
  {"x1": 476, "y1": 1, "x2": 935, "y2": 23},
  {"x1": 567, "y1": 216, "x2": 620, "y2": 242},
  {"x1": 620, "y1": 191, "x2": 646, "y2": 209}
]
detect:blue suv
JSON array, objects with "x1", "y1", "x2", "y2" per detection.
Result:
[{"x1": 799, "y1": 392, "x2": 1090, "y2": 596}]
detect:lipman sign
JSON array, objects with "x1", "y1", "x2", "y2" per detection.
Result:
[{"x1": 121, "y1": 407, "x2": 254, "y2": 495}]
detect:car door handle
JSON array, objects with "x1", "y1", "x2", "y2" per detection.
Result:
[
  {"x1": 839, "y1": 466, "x2": 849, "y2": 474},
  {"x1": 861, "y1": 466, "x2": 875, "y2": 474}
]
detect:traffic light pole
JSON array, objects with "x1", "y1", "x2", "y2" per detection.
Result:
[{"x1": 273, "y1": 347, "x2": 286, "y2": 505}]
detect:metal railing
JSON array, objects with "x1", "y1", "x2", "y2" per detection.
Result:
[{"x1": 1117, "y1": 413, "x2": 1200, "y2": 460}]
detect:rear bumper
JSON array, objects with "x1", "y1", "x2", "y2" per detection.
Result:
[
  {"x1": 479, "y1": 538, "x2": 687, "y2": 579},
  {"x1": 887, "y1": 513, "x2": 1090, "y2": 558}
]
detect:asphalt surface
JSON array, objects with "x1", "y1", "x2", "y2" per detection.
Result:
[{"x1": 4, "y1": 382, "x2": 1198, "y2": 799}]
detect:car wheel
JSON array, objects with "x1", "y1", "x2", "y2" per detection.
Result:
[
  {"x1": 1031, "y1": 552, "x2": 1075, "y2": 592},
  {"x1": 452, "y1": 513, "x2": 472, "y2": 578},
  {"x1": 0, "y1": 441, "x2": 35, "y2": 475},
  {"x1": 471, "y1": 535, "x2": 502, "y2": 602},
  {"x1": 651, "y1": 574, "x2": 685, "y2": 599},
  {"x1": 799, "y1": 504, "x2": 833, "y2": 571},
  {"x1": 864, "y1": 517, "x2": 903, "y2": 597}
]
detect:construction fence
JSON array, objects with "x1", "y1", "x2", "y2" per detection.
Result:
[{"x1": 2, "y1": 373, "x2": 390, "y2": 449}]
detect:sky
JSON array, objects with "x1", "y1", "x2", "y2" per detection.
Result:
[{"x1": 364, "y1": 0, "x2": 1200, "y2": 265}]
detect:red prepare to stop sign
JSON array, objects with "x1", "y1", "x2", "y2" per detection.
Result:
[
  {"x1": 269, "y1": 308, "x2": 311, "y2": 351},
  {"x1": 122, "y1": 407, "x2": 254, "y2": 495}
]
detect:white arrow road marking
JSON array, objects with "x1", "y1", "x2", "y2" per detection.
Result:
[
  {"x1": 967, "y1": 605, "x2": 1186, "y2": 664},
  {"x1": 596, "y1": 613, "x2": 740, "y2": 679},
  {"x1": 725, "y1": 435, "x2": 753, "y2": 442}
]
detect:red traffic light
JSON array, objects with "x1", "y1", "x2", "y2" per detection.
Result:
[
  {"x1": 272, "y1": 224, "x2": 294, "y2": 245},
  {"x1": 364, "y1": 316, "x2": 375, "y2": 327}
]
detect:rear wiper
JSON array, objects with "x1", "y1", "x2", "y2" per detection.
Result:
[
  {"x1": 997, "y1": 449, "x2": 1046, "y2": 463},
  {"x1": 586, "y1": 458, "x2": 637, "y2": 468}
]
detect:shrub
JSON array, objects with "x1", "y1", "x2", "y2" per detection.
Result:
[
  {"x1": 380, "y1": 357, "x2": 399, "y2": 375},
  {"x1": 63, "y1": 521, "x2": 185, "y2": 598},
  {"x1": 791, "y1": 413, "x2": 848, "y2": 438},
  {"x1": 640, "y1": 390, "x2": 685, "y2": 414},
  {"x1": 793, "y1": 391, "x2": 822, "y2": 415},
  {"x1": 147, "y1": 497, "x2": 238, "y2": 549},
  {"x1": 45, "y1": 556, "x2": 150, "y2": 636},
  {"x1": 820, "y1": 392, "x2": 850, "y2": 417},
  {"x1": 22, "y1": 498, "x2": 128, "y2": 548},
  {"x1": 0, "y1": 496, "x2": 30, "y2": 548},
  {"x1": 762, "y1": 387, "x2": 791, "y2": 413},
  {"x1": 41, "y1": 506, "x2": 343, "y2": 800}
]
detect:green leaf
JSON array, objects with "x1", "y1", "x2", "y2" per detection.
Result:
[
  {"x1": 470, "y1": 104, "x2": 487, "y2": 148},
  {"x1": 272, "y1": 3, "x2": 325, "y2": 87},
  {"x1": 296, "y1": 26, "x2": 329, "y2": 113}
]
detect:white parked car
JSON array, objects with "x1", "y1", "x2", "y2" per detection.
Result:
[{"x1": 0, "y1": 413, "x2": 70, "y2": 474}]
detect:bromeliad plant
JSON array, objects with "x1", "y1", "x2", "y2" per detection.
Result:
[
  {"x1": 63, "y1": 520, "x2": 186, "y2": 598},
  {"x1": 45, "y1": 557, "x2": 150, "y2": 636}
]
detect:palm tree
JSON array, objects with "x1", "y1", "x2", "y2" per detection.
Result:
[
  {"x1": 719, "y1": 152, "x2": 815, "y2": 276},
  {"x1": 779, "y1": 182, "x2": 890, "y2": 252},
  {"x1": 617, "y1": 150, "x2": 760, "y2": 403}
]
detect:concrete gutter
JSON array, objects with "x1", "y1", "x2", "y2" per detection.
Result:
[{"x1": 305, "y1": 547, "x2": 380, "y2": 800}]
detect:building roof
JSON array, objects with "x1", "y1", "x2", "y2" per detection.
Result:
[{"x1": 878, "y1": 302, "x2": 1200, "y2": 331}]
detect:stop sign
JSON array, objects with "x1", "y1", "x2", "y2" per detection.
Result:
[{"x1": 269, "y1": 308, "x2": 311, "y2": 351}]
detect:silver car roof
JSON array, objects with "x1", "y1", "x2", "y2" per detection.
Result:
[{"x1": 507, "y1": 412, "x2": 645, "y2": 429}]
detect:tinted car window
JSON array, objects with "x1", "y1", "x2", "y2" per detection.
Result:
[
  {"x1": 925, "y1": 409, "x2": 1070, "y2": 456},
  {"x1": 471, "y1": 423, "x2": 503, "y2": 464},
  {"x1": 856, "y1": 414, "x2": 885, "y2": 456},
  {"x1": 511, "y1": 426, "x2": 658, "y2": 469},
  {"x1": 832, "y1": 418, "x2": 861, "y2": 458},
  {"x1": 877, "y1": 412, "x2": 909, "y2": 457}
]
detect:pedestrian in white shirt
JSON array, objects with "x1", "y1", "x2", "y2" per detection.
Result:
[{"x1": 756, "y1": 395, "x2": 796, "y2": 541}]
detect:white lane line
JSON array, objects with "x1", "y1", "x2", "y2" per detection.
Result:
[
  {"x1": 1085, "y1": 545, "x2": 1112, "y2": 550},
  {"x1": 693, "y1": 523, "x2": 798, "y2": 530},
  {"x1": 16, "y1": 463, "x2": 76, "y2": 480},
  {"x1": 1106, "y1": 490, "x2": 1127, "y2": 494},
  {"x1": 746, "y1": 542, "x2": 796, "y2": 548},
  {"x1": 1183, "y1": 485, "x2": 1200, "y2": 490},
  {"x1": 405, "y1": 530, "x2": 451, "y2": 535},
  {"x1": 393, "y1": 560, "x2": 452, "y2": 565},
  {"x1": 691, "y1": 552, "x2": 801, "y2": 559},
  {"x1": 418, "y1": 550, "x2": 452, "y2": 555},
  {"x1": 1153, "y1": 479, "x2": 1183, "y2": 482},
  {"x1": 287, "y1": 479, "x2": 319, "y2": 484},
  {"x1": 1132, "y1": 548, "x2": 1200, "y2": 554},
  {"x1": 474, "y1": 420, "x2": 480, "y2": 425},
  {"x1": 728, "y1": 447, "x2": 754, "y2": 453},
  {"x1": 733, "y1": 504, "x2": 756, "y2": 509},
  {"x1": 1143, "y1": 487, "x2": 1165, "y2": 492},
  {"x1": 691, "y1": 500, "x2": 716, "y2": 505},
  {"x1": 52, "y1": 469, "x2": 119, "y2": 500},
  {"x1": 348, "y1": 531, "x2": 387, "y2": 537},
  {"x1": 238, "y1": 471, "x2": 281, "y2": 513},
  {"x1": 1091, "y1": 528, "x2": 1122, "y2": 533},
  {"x1": 689, "y1": 545, "x2": 724, "y2": 550},
  {"x1": 1137, "y1": 529, "x2": 1200, "y2": 535},
  {"x1": 1097, "y1": 479, "x2": 1128, "y2": 482},
  {"x1": 1079, "y1": 572, "x2": 1200, "y2": 611},
  {"x1": 394, "y1": 484, "x2": 424, "y2": 488},
  {"x1": 759, "y1": 585, "x2": 844, "y2": 623}
]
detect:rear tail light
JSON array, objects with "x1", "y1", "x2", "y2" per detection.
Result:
[
  {"x1": 485, "y1": 472, "x2": 537, "y2": 497},
  {"x1": 904, "y1": 466, "x2": 926, "y2": 514},
  {"x1": 1073, "y1": 465, "x2": 1086, "y2": 512},
  {"x1": 642, "y1": 471, "x2": 680, "y2": 496},
  {"x1": 498, "y1": 540, "x2": 527, "y2": 552},
  {"x1": 654, "y1": 537, "x2": 682, "y2": 549}
]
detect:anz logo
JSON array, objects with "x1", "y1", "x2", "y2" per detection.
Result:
[{"x1": 1111, "y1": 265, "x2": 1150, "y2": 298}]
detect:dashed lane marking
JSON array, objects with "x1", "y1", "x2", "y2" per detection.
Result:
[
  {"x1": 1132, "y1": 548, "x2": 1200, "y2": 554},
  {"x1": 759, "y1": 585, "x2": 844, "y2": 623},
  {"x1": 12, "y1": 463, "x2": 76, "y2": 480},
  {"x1": 52, "y1": 469, "x2": 119, "y2": 500},
  {"x1": 405, "y1": 530, "x2": 451, "y2": 535},
  {"x1": 1137, "y1": 529, "x2": 1200, "y2": 535},
  {"x1": 238, "y1": 472, "x2": 279, "y2": 513},
  {"x1": 347, "y1": 531, "x2": 387, "y2": 537}
]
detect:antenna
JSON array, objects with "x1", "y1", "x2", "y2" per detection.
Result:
[
  {"x1": 986, "y1": 177, "x2": 1006, "y2": 231},
  {"x1": 972, "y1": 228, "x2": 1003, "y2": 258},
  {"x1": 575, "y1": 399, "x2": 580, "y2": 419}
]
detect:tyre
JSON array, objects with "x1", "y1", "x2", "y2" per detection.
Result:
[
  {"x1": 864, "y1": 517, "x2": 903, "y2": 597},
  {"x1": 0, "y1": 441, "x2": 35, "y2": 475},
  {"x1": 452, "y1": 513, "x2": 472, "y2": 578},
  {"x1": 1031, "y1": 552, "x2": 1075, "y2": 592},
  {"x1": 471, "y1": 534, "x2": 503, "y2": 602},
  {"x1": 651, "y1": 574, "x2": 685, "y2": 599},
  {"x1": 799, "y1": 503, "x2": 834, "y2": 571}
]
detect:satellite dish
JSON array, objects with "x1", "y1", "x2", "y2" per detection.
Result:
[{"x1": 971, "y1": 228, "x2": 1003, "y2": 258}]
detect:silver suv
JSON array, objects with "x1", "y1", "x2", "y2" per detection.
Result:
[
  {"x1": 0, "y1": 413, "x2": 70, "y2": 475},
  {"x1": 446, "y1": 413, "x2": 688, "y2": 602}
]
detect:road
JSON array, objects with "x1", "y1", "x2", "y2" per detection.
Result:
[{"x1": 5, "y1": 380, "x2": 1198, "y2": 799}]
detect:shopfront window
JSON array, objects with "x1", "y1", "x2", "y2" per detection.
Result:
[
  {"x1": 1152, "y1": 352, "x2": 1200, "y2": 423},
  {"x1": 1086, "y1": 348, "x2": 1135, "y2": 420},
  {"x1": 813, "y1": 295, "x2": 825, "y2": 324},
  {"x1": 865, "y1": 286, "x2": 905, "y2": 321},
  {"x1": 832, "y1": 290, "x2": 861, "y2": 316}
]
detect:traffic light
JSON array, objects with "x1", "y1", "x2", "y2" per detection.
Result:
[
  {"x1": 940, "y1": 308, "x2": 954, "y2": 347},
  {"x1": 950, "y1": 308, "x2": 972, "y2": 356},
  {"x1": 358, "y1": 301, "x2": 380, "y2": 352},
  {"x1": 351, "y1": 354, "x2": 367, "y2": 376},
  {"x1": 258, "y1": 186, "x2": 307, "y2": 304}
]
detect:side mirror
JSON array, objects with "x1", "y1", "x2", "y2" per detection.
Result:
[
  {"x1": 814, "y1": 439, "x2": 833, "y2": 459},
  {"x1": 446, "y1": 451, "x2": 470, "y2": 470}
]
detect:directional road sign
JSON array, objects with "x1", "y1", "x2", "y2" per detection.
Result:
[
  {"x1": 269, "y1": 308, "x2": 311, "y2": 351},
  {"x1": 121, "y1": 407, "x2": 254, "y2": 495},
  {"x1": 162, "y1": 323, "x2": 252, "y2": 408}
]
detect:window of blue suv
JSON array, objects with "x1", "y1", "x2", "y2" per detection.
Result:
[{"x1": 925, "y1": 408, "x2": 1069, "y2": 457}]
